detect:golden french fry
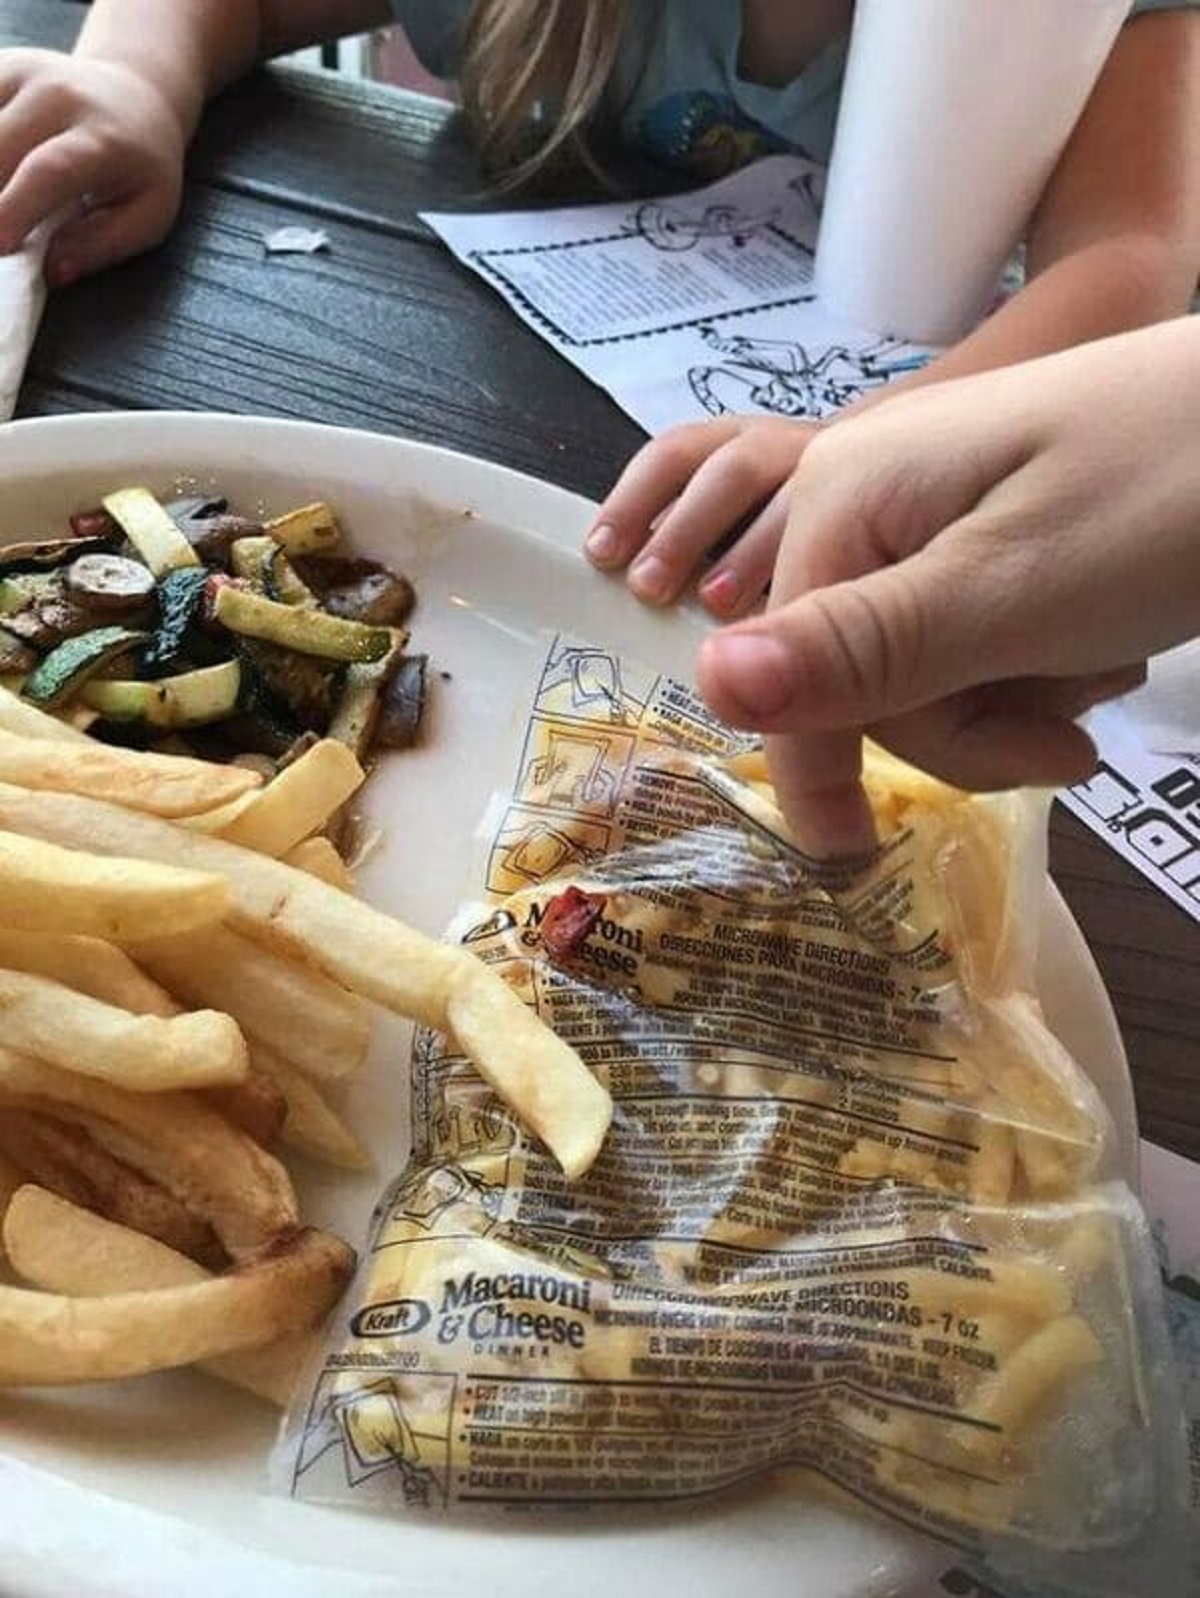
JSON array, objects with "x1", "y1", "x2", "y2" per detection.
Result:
[
  {"x1": 218, "y1": 740, "x2": 365, "y2": 857},
  {"x1": 0, "y1": 1048, "x2": 298, "y2": 1256},
  {"x1": 445, "y1": 967, "x2": 612, "y2": 1181},
  {"x1": 0, "y1": 928, "x2": 177, "y2": 1017},
  {"x1": 0, "y1": 686, "x2": 89, "y2": 744},
  {"x1": 0, "y1": 931, "x2": 285, "y2": 1140},
  {"x1": 0, "y1": 1211, "x2": 352, "y2": 1385},
  {"x1": 0, "y1": 1110, "x2": 222, "y2": 1266},
  {"x1": 175, "y1": 790, "x2": 259, "y2": 835},
  {"x1": 0, "y1": 728, "x2": 261, "y2": 818},
  {"x1": 0, "y1": 785, "x2": 611, "y2": 1177},
  {"x1": 283, "y1": 836, "x2": 355, "y2": 891},
  {"x1": 202, "y1": 1069, "x2": 288, "y2": 1148},
  {"x1": 4, "y1": 1187, "x2": 307, "y2": 1405},
  {"x1": 131, "y1": 924, "x2": 370, "y2": 1083},
  {"x1": 252, "y1": 1045, "x2": 370, "y2": 1171},
  {"x1": 0, "y1": 1151, "x2": 21, "y2": 1219},
  {"x1": 0, "y1": 968, "x2": 247, "y2": 1092},
  {"x1": 0, "y1": 829, "x2": 228, "y2": 941}
]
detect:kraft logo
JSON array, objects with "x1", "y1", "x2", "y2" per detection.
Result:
[{"x1": 350, "y1": 1298, "x2": 432, "y2": 1338}]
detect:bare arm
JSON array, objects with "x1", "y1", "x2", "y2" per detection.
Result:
[
  {"x1": 74, "y1": 0, "x2": 395, "y2": 135},
  {"x1": 853, "y1": 8, "x2": 1200, "y2": 401},
  {"x1": 586, "y1": 10, "x2": 1200, "y2": 619}
]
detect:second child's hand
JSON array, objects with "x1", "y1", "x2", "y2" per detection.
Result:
[{"x1": 696, "y1": 323, "x2": 1200, "y2": 855}]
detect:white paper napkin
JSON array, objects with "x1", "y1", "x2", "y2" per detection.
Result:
[{"x1": 0, "y1": 230, "x2": 48, "y2": 420}]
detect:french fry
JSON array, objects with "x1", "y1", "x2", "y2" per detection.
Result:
[
  {"x1": 202, "y1": 1069, "x2": 288, "y2": 1148},
  {"x1": 445, "y1": 968, "x2": 612, "y2": 1181},
  {"x1": 0, "y1": 728, "x2": 261, "y2": 818},
  {"x1": 4, "y1": 1187, "x2": 307, "y2": 1405},
  {"x1": 0, "y1": 830, "x2": 228, "y2": 941},
  {"x1": 284, "y1": 835, "x2": 355, "y2": 891},
  {"x1": 0, "y1": 968, "x2": 247, "y2": 1092},
  {"x1": 0, "y1": 1212, "x2": 353, "y2": 1385},
  {"x1": 0, "y1": 929, "x2": 177, "y2": 1016},
  {"x1": 175, "y1": 790, "x2": 259, "y2": 835},
  {"x1": 0, "y1": 685, "x2": 89, "y2": 744},
  {"x1": 0, "y1": 1151, "x2": 22, "y2": 1225},
  {"x1": 0, "y1": 1111, "x2": 222, "y2": 1266},
  {"x1": 0, "y1": 785, "x2": 611, "y2": 1178},
  {"x1": 252, "y1": 1045, "x2": 370, "y2": 1171},
  {"x1": 0, "y1": 1048, "x2": 298, "y2": 1256},
  {"x1": 217, "y1": 740, "x2": 365, "y2": 857},
  {"x1": 131, "y1": 924, "x2": 370, "y2": 1083}
]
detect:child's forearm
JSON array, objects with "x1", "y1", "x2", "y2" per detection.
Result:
[
  {"x1": 854, "y1": 233, "x2": 1196, "y2": 407},
  {"x1": 75, "y1": 1, "x2": 392, "y2": 137},
  {"x1": 74, "y1": 2, "x2": 261, "y2": 137},
  {"x1": 847, "y1": 8, "x2": 1200, "y2": 414}
]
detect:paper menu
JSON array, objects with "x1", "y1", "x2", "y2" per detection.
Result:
[
  {"x1": 423, "y1": 154, "x2": 933, "y2": 437},
  {"x1": 1061, "y1": 692, "x2": 1200, "y2": 926}
]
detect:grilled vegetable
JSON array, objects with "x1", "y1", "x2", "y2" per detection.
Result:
[
  {"x1": 68, "y1": 509, "x2": 121, "y2": 541},
  {"x1": 296, "y1": 555, "x2": 415, "y2": 627},
  {"x1": 66, "y1": 554, "x2": 157, "y2": 612},
  {"x1": 210, "y1": 584, "x2": 390, "y2": 663},
  {"x1": 8, "y1": 486, "x2": 424, "y2": 771},
  {"x1": 141, "y1": 567, "x2": 211, "y2": 674},
  {"x1": 81, "y1": 660, "x2": 242, "y2": 728},
  {"x1": 231, "y1": 538, "x2": 316, "y2": 607},
  {"x1": 237, "y1": 639, "x2": 341, "y2": 732},
  {"x1": 23, "y1": 626, "x2": 148, "y2": 707},
  {"x1": 0, "y1": 532, "x2": 117, "y2": 575},
  {"x1": 263, "y1": 502, "x2": 340, "y2": 555},
  {"x1": 104, "y1": 487, "x2": 200, "y2": 576},
  {"x1": 166, "y1": 495, "x2": 263, "y2": 567},
  {"x1": 327, "y1": 628, "x2": 407, "y2": 762},
  {"x1": 0, "y1": 571, "x2": 66, "y2": 615},
  {"x1": 0, "y1": 628, "x2": 36, "y2": 676},
  {"x1": 0, "y1": 576, "x2": 86, "y2": 649},
  {"x1": 376, "y1": 652, "x2": 428, "y2": 751}
]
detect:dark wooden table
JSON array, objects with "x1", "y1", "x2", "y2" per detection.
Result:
[{"x1": 6, "y1": 0, "x2": 1198, "y2": 1159}]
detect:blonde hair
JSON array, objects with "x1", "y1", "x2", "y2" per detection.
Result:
[{"x1": 459, "y1": 0, "x2": 630, "y2": 186}]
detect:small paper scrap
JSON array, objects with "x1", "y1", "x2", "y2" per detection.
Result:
[{"x1": 263, "y1": 227, "x2": 331, "y2": 256}]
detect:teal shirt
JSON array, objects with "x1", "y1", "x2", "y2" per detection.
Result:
[{"x1": 392, "y1": 1, "x2": 1195, "y2": 179}]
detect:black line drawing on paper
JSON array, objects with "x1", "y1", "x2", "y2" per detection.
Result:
[
  {"x1": 688, "y1": 326, "x2": 928, "y2": 418},
  {"x1": 626, "y1": 198, "x2": 779, "y2": 251}
]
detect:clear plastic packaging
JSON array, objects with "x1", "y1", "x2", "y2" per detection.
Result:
[{"x1": 274, "y1": 639, "x2": 1187, "y2": 1594}]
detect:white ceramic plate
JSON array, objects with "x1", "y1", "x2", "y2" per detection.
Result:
[{"x1": 0, "y1": 414, "x2": 1136, "y2": 1598}]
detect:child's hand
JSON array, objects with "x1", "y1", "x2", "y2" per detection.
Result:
[
  {"x1": 696, "y1": 321, "x2": 1200, "y2": 855},
  {"x1": 0, "y1": 50, "x2": 187, "y2": 284},
  {"x1": 585, "y1": 416, "x2": 820, "y2": 618}
]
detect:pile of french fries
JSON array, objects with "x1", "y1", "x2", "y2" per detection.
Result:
[{"x1": 0, "y1": 687, "x2": 610, "y2": 1402}]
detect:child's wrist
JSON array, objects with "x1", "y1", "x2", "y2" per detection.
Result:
[{"x1": 73, "y1": 46, "x2": 201, "y2": 139}]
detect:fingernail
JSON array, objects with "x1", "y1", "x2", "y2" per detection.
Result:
[
  {"x1": 699, "y1": 568, "x2": 740, "y2": 616},
  {"x1": 585, "y1": 523, "x2": 618, "y2": 564},
  {"x1": 628, "y1": 555, "x2": 671, "y2": 604},
  {"x1": 711, "y1": 631, "x2": 793, "y2": 717}
]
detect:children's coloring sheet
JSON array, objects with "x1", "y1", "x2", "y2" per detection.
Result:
[{"x1": 423, "y1": 155, "x2": 933, "y2": 435}]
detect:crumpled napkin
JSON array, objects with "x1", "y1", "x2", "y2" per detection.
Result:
[{"x1": 0, "y1": 229, "x2": 48, "y2": 420}]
